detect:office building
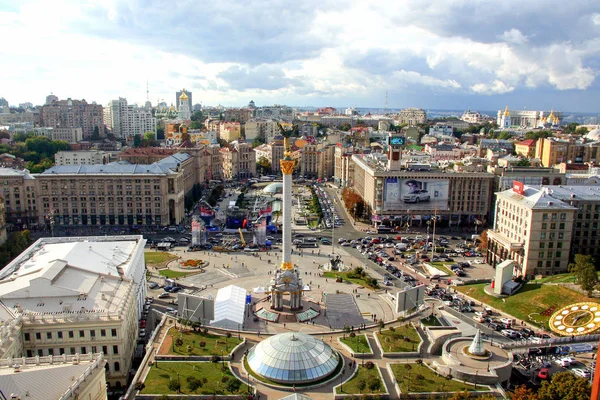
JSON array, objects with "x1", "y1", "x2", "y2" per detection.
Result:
[
  {"x1": 224, "y1": 108, "x2": 253, "y2": 124},
  {"x1": 104, "y1": 98, "x2": 156, "y2": 139},
  {"x1": 220, "y1": 140, "x2": 256, "y2": 180},
  {"x1": 39, "y1": 99, "x2": 105, "y2": 140},
  {"x1": 300, "y1": 142, "x2": 335, "y2": 179},
  {"x1": 219, "y1": 122, "x2": 241, "y2": 142},
  {"x1": 244, "y1": 119, "x2": 279, "y2": 142},
  {"x1": 54, "y1": 150, "x2": 110, "y2": 166},
  {"x1": 0, "y1": 235, "x2": 147, "y2": 387},
  {"x1": 351, "y1": 153, "x2": 495, "y2": 226},
  {"x1": 0, "y1": 168, "x2": 37, "y2": 229},
  {"x1": 535, "y1": 137, "x2": 600, "y2": 168},
  {"x1": 487, "y1": 184, "x2": 575, "y2": 278}
]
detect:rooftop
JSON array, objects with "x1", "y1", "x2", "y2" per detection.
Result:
[
  {"x1": 0, "y1": 167, "x2": 34, "y2": 179},
  {"x1": 540, "y1": 185, "x2": 600, "y2": 201},
  {"x1": 496, "y1": 186, "x2": 576, "y2": 210}
]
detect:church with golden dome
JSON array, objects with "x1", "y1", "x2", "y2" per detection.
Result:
[{"x1": 497, "y1": 106, "x2": 561, "y2": 129}]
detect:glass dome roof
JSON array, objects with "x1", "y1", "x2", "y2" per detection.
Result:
[
  {"x1": 247, "y1": 332, "x2": 339, "y2": 384},
  {"x1": 263, "y1": 182, "x2": 283, "y2": 194}
]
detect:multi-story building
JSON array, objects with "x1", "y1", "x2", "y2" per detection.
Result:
[
  {"x1": 0, "y1": 197, "x2": 6, "y2": 246},
  {"x1": 244, "y1": 119, "x2": 279, "y2": 142},
  {"x1": 39, "y1": 98, "x2": 105, "y2": 140},
  {"x1": 487, "y1": 184, "x2": 576, "y2": 278},
  {"x1": 45, "y1": 93, "x2": 58, "y2": 105},
  {"x1": 514, "y1": 139, "x2": 536, "y2": 158},
  {"x1": 0, "y1": 353, "x2": 107, "y2": 400},
  {"x1": 351, "y1": 153, "x2": 495, "y2": 226},
  {"x1": 219, "y1": 122, "x2": 241, "y2": 142},
  {"x1": 36, "y1": 153, "x2": 193, "y2": 227},
  {"x1": 254, "y1": 140, "x2": 285, "y2": 175},
  {"x1": 224, "y1": 108, "x2": 253, "y2": 124},
  {"x1": 0, "y1": 168, "x2": 37, "y2": 229},
  {"x1": 334, "y1": 144, "x2": 356, "y2": 187},
  {"x1": 202, "y1": 145, "x2": 224, "y2": 181},
  {"x1": 104, "y1": 98, "x2": 156, "y2": 139},
  {"x1": 0, "y1": 235, "x2": 146, "y2": 388},
  {"x1": 220, "y1": 141, "x2": 256, "y2": 180},
  {"x1": 396, "y1": 108, "x2": 427, "y2": 126},
  {"x1": 460, "y1": 109, "x2": 491, "y2": 124},
  {"x1": 300, "y1": 142, "x2": 335, "y2": 179},
  {"x1": 535, "y1": 137, "x2": 600, "y2": 167},
  {"x1": 33, "y1": 126, "x2": 83, "y2": 143},
  {"x1": 55, "y1": 150, "x2": 110, "y2": 166},
  {"x1": 0, "y1": 153, "x2": 25, "y2": 169},
  {"x1": 487, "y1": 166, "x2": 565, "y2": 191}
]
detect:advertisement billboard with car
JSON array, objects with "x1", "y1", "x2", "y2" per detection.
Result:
[{"x1": 384, "y1": 178, "x2": 449, "y2": 211}]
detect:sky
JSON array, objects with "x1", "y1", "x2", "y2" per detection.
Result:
[{"x1": 1, "y1": 0, "x2": 600, "y2": 113}]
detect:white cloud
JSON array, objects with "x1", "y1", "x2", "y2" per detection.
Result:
[
  {"x1": 593, "y1": 13, "x2": 600, "y2": 25},
  {"x1": 392, "y1": 70, "x2": 461, "y2": 89},
  {"x1": 471, "y1": 80, "x2": 515, "y2": 94},
  {"x1": 499, "y1": 28, "x2": 528, "y2": 44}
]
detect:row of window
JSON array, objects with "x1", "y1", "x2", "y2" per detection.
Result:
[{"x1": 24, "y1": 328, "x2": 117, "y2": 341}]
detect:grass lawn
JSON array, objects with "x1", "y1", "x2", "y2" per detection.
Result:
[
  {"x1": 376, "y1": 324, "x2": 421, "y2": 352},
  {"x1": 336, "y1": 365, "x2": 384, "y2": 394},
  {"x1": 145, "y1": 251, "x2": 178, "y2": 265},
  {"x1": 421, "y1": 315, "x2": 442, "y2": 327},
  {"x1": 455, "y1": 283, "x2": 596, "y2": 329},
  {"x1": 141, "y1": 361, "x2": 249, "y2": 395},
  {"x1": 164, "y1": 327, "x2": 243, "y2": 356},
  {"x1": 323, "y1": 271, "x2": 379, "y2": 289},
  {"x1": 532, "y1": 271, "x2": 600, "y2": 284},
  {"x1": 430, "y1": 262, "x2": 455, "y2": 276},
  {"x1": 340, "y1": 334, "x2": 372, "y2": 354},
  {"x1": 391, "y1": 363, "x2": 479, "y2": 393},
  {"x1": 159, "y1": 269, "x2": 194, "y2": 278}
]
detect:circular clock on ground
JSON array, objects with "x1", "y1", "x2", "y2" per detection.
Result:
[{"x1": 549, "y1": 302, "x2": 600, "y2": 336}]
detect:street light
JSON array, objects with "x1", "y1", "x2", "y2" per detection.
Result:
[{"x1": 340, "y1": 365, "x2": 346, "y2": 393}]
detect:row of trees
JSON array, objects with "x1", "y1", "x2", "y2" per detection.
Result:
[
  {"x1": 0, "y1": 230, "x2": 32, "y2": 269},
  {"x1": 341, "y1": 188, "x2": 369, "y2": 222},
  {"x1": 0, "y1": 132, "x2": 70, "y2": 173},
  {"x1": 569, "y1": 254, "x2": 599, "y2": 296}
]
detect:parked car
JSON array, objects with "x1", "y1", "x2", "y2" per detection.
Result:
[
  {"x1": 554, "y1": 358, "x2": 571, "y2": 367},
  {"x1": 500, "y1": 318, "x2": 513, "y2": 325},
  {"x1": 148, "y1": 282, "x2": 159, "y2": 289},
  {"x1": 158, "y1": 292, "x2": 170, "y2": 299},
  {"x1": 571, "y1": 368, "x2": 591, "y2": 378},
  {"x1": 538, "y1": 368, "x2": 550, "y2": 380}
]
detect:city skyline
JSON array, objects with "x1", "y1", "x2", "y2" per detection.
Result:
[{"x1": 1, "y1": 1, "x2": 600, "y2": 112}]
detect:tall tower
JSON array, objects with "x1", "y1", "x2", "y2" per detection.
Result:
[
  {"x1": 269, "y1": 136, "x2": 303, "y2": 310},
  {"x1": 178, "y1": 89, "x2": 191, "y2": 120},
  {"x1": 501, "y1": 106, "x2": 510, "y2": 129}
]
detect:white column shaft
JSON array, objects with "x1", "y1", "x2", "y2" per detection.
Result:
[{"x1": 282, "y1": 173, "x2": 292, "y2": 264}]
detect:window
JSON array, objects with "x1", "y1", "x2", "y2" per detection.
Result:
[
  {"x1": 91, "y1": 346, "x2": 97, "y2": 353},
  {"x1": 540, "y1": 233, "x2": 546, "y2": 239},
  {"x1": 542, "y1": 223, "x2": 547, "y2": 230},
  {"x1": 81, "y1": 346, "x2": 87, "y2": 354},
  {"x1": 111, "y1": 329, "x2": 117, "y2": 337},
  {"x1": 559, "y1": 232, "x2": 564, "y2": 239},
  {"x1": 550, "y1": 223, "x2": 556, "y2": 230},
  {"x1": 540, "y1": 243, "x2": 545, "y2": 249},
  {"x1": 59, "y1": 348, "x2": 65, "y2": 355},
  {"x1": 543, "y1": 213, "x2": 549, "y2": 220},
  {"x1": 560, "y1": 213, "x2": 566, "y2": 220},
  {"x1": 48, "y1": 348, "x2": 54, "y2": 356},
  {"x1": 26, "y1": 350, "x2": 33, "y2": 357},
  {"x1": 558, "y1": 242, "x2": 563, "y2": 248},
  {"x1": 537, "y1": 261, "x2": 543, "y2": 268},
  {"x1": 37, "y1": 349, "x2": 43, "y2": 357},
  {"x1": 68, "y1": 331, "x2": 74, "y2": 338},
  {"x1": 57, "y1": 331, "x2": 63, "y2": 339},
  {"x1": 47, "y1": 332, "x2": 52, "y2": 339},
  {"x1": 548, "y1": 242, "x2": 554, "y2": 248},
  {"x1": 559, "y1": 223, "x2": 565, "y2": 230},
  {"x1": 70, "y1": 347, "x2": 75, "y2": 355},
  {"x1": 113, "y1": 345, "x2": 119, "y2": 355},
  {"x1": 79, "y1": 330, "x2": 85, "y2": 338},
  {"x1": 35, "y1": 332, "x2": 41, "y2": 340},
  {"x1": 24, "y1": 332, "x2": 30, "y2": 341},
  {"x1": 556, "y1": 251, "x2": 562, "y2": 258},
  {"x1": 102, "y1": 346, "x2": 108, "y2": 354},
  {"x1": 539, "y1": 252, "x2": 545, "y2": 258},
  {"x1": 100, "y1": 329, "x2": 106, "y2": 337},
  {"x1": 90, "y1": 330, "x2": 96, "y2": 338},
  {"x1": 114, "y1": 362, "x2": 120, "y2": 372}
]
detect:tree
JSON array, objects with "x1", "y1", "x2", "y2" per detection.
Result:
[
  {"x1": 0, "y1": 130, "x2": 10, "y2": 139},
  {"x1": 357, "y1": 378, "x2": 367, "y2": 393},
  {"x1": 515, "y1": 158, "x2": 531, "y2": 167},
  {"x1": 537, "y1": 371, "x2": 591, "y2": 400},
  {"x1": 367, "y1": 376, "x2": 381, "y2": 392},
  {"x1": 168, "y1": 379, "x2": 181, "y2": 393},
  {"x1": 187, "y1": 376, "x2": 202, "y2": 392},
  {"x1": 226, "y1": 378, "x2": 241, "y2": 393},
  {"x1": 157, "y1": 126, "x2": 165, "y2": 140},
  {"x1": 256, "y1": 156, "x2": 271, "y2": 175},
  {"x1": 175, "y1": 336, "x2": 184, "y2": 347},
  {"x1": 525, "y1": 130, "x2": 553, "y2": 140},
  {"x1": 569, "y1": 254, "x2": 598, "y2": 296},
  {"x1": 133, "y1": 134, "x2": 142, "y2": 148},
  {"x1": 378, "y1": 319, "x2": 385, "y2": 333},
  {"x1": 12, "y1": 132, "x2": 33, "y2": 142},
  {"x1": 91, "y1": 126, "x2": 100, "y2": 140},
  {"x1": 510, "y1": 385, "x2": 538, "y2": 400},
  {"x1": 191, "y1": 110, "x2": 205, "y2": 122},
  {"x1": 575, "y1": 126, "x2": 589, "y2": 136}
]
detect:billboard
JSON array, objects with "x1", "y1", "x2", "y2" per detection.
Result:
[
  {"x1": 384, "y1": 178, "x2": 449, "y2": 211},
  {"x1": 191, "y1": 215, "x2": 206, "y2": 247},
  {"x1": 388, "y1": 136, "x2": 405, "y2": 146}
]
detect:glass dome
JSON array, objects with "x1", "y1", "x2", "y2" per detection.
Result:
[
  {"x1": 247, "y1": 332, "x2": 339, "y2": 384},
  {"x1": 263, "y1": 182, "x2": 283, "y2": 194}
]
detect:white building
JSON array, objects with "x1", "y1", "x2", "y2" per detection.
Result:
[
  {"x1": 104, "y1": 98, "x2": 156, "y2": 139},
  {"x1": 33, "y1": 127, "x2": 83, "y2": 143},
  {"x1": 497, "y1": 106, "x2": 560, "y2": 129},
  {"x1": 54, "y1": 150, "x2": 110, "y2": 166},
  {"x1": 0, "y1": 235, "x2": 147, "y2": 387}
]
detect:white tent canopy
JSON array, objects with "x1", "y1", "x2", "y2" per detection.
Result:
[{"x1": 211, "y1": 285, "x2": 247, "y2": 329}]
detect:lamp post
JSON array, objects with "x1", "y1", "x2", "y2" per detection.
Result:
[{"x1": 340, "y1": 366, "x2": 346, "y2": 393}]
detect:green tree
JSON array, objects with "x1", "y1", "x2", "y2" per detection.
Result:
[
  {"x1": 191, "y1": 110, "x2": 205, "y2": 122},
  {"x1": 91, "y1": 126, "x2": 100, "y2": 140},
  {"x1": 133, "y1": 134, "x2": 142, "y2": 148},
  {"x1": 564, "y1": 122, "x2": 580, "y2": 134},
  {"x1": 367, "y1": 376, "x2": 381, "y2": 392},
  {"x1": 515, "y1": 158, "x2": 531, "y2": 167},
  {"x1": 225, "y1": 378, "x2": 241, "y2": 393},
  {"x1": 569, "y1": 254, "x2": 598, "y2": 296},
  {"x1": 525, "y1": 130, "x2": 553, "y2": 140},
  {"x1": 377, "y1": 319, "x2": 385, "y2": 333},
  {"x1": 168, "y1": 379, "x2": 181, "y2": 393},
  {"x1": 357, "y1": 378, "x2": 367, "y2": 393},
  {"x1": 575, "y1": 126, "x2": 589, "y2": 135},
  {"x1": 156, "y1": 126, "x2": 165, "y2": 140},
  {"x1": 12, "y1": 132, "x2": 33, "y2": 142},
  {"x1": 187, "y1": 376, "x2": 202, "y2": 392},
  {"x1": 0, "y1": 130, "x2": 11, "y2": 139},
  {"x1": 256, "y1": 156, "x2": 271, "y2": 175},
  {"x1": 144, "y1": 132, "x2": 156, "y2": 141},
  {"x1": 537, "y1": 371, "x2": 591, "y2": 400},
  {"x1": 252, "y1": 137, "x2": 265, "y2": 147}
]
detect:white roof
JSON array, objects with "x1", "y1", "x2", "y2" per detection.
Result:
[
  {"x1": 496, "y1": 186, "x2": 575, "y2": 210},
  {"x1": 211, "y1": 285, "x2": 247, "y2": 328}
]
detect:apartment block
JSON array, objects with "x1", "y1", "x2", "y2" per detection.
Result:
[
  {"x1": 244, "y1": 119, "x2": 279, "y2": 142},
  {"x1": 33, "y1": 127, "x2": 83, "y2": 143},
  {"x1": 396, "y1": 107, "x2": 427, "y2": 126},
  {"x1": 220, "y1": 141, "x2": 257, "y2": 180},
  {"x1": 104, "y1": 98, "x2": 156, "y2": 139},
  {"x1": 300, "y1": 142, "x2": 335, "y2": 179},
  {"x1": 535, "y1": 137, "x2": 600, "y2": 167},
  {"x1": 0, "y1": 168, "x2": 37, "y2": 229},
  {"x1": 39, "y1": 99, "x2": 105, "y2": 140},
  {"x1": 219, "y1": 122, "x2": 241, "y2": 142}
]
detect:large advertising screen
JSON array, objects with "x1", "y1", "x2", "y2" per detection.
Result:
[{"x1": 383, "y1": 178, "x2": 449, "y2": 211}]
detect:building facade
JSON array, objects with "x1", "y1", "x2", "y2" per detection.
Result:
[
  {"x1": 351, "y1": 154, "x2": 495, "y2": 226},
  {"x1": 0, "y1": 235, "x2": 147, "y2": 387},
  {"x1": 487, "y1": 185, "x2": 575, "y2": 278},
  {"x1": 104, "y1": 98, "x2": 156, "y2": 139},
  {"x1": 224, "y1": 108, "x2": 253, "y2": 124},
  {"x1": 300, "y1": 142, "x2": 335, "y2": 179},
  {"x1": 396, "y1": 108, "x2": 427, "y2": 126},
  {"x1": 176, "y1": 89, "x2": 192, "y2": 112},
  {"x1": 244, "y1": 119, "x2": 279, "y2": 142},
  {"x1": 535, "y1": 137, "x2": 600, "y2": 168},
  {"x1": 0, "y1": 168, "x2": 37, "y2": 229},
  {"x1": 219, "y1": 122, "x2": 241, "y2": 142},
  {"x1": 33, "y1": 127, "x2": 84, "y2": 143},
  {"x1": 39, "y1": 99, "x2": 105, "y2": 140},
  {"x1": 55, "y1": 150, "x2": 110, "y2": 166},
  {"x1": 220, "y1": 141, "x2": 256, "y2": 180}
]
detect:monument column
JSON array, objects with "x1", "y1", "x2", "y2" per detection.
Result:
[{"x1": 280, "y1": 137, "x2": 295, "y2": 271}]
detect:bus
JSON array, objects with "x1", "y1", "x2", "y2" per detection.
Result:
[{"x1": 296, "y1": 242, "x2": 319, "y2": 248}]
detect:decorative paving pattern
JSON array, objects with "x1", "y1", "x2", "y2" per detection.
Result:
[
  {"x1": 256, "y1": 308, "x2": 280, "y2": 322},
  {"x1": 325, "y1": 293, "x2": 367, "y2": 329}
]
